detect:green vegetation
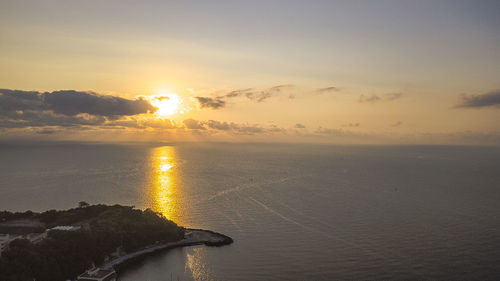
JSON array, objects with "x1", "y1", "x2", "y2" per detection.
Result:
[{"x1": 0, "y1": 204, "x2": 184, "y2": 281}]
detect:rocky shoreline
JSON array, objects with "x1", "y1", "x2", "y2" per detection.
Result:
[{"x1": 105, "y1": 228, "x2": 233, "y2": 274}]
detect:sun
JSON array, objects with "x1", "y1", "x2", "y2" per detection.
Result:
[{"x1": 148, "y1": 93, "x2": 182, "y2": 117}]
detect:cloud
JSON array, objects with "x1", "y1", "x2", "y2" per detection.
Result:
[
  {"x1": 182, "y1": 119, "x2": 286, "y2": 135},
  {"x1": 46, "y1": 91, "x2": 156, "y2": 117},
  {"x1": 0, "y1": 88, "x2": 294, "y2": 138},
  {"x1": 99, "y1": 116, "x2": 179, "y2": 130},
  {"x1": 311, "y1": 126, "x2": 376, "y2": 143},
  {"x1": 204, "y1": 120, "x2": 231, "y2": 131},
  {"x1": 359, "y1": 95, "x2": 381, "y2": 103},
  {"x1": 0, "y1": 88, "x2": 159, "y2": 130},
  {"x1": 0, "y1": 89, "x2": 156, "y2": 117},
  {"x1": 195, "y1": 85, "x2": 295, "y2": 109},
  {"x1": 183, "y1": 118, "x2": 205, "y2": 130},
  {"x1": 385, "y1": 93, "x2": 403, "y2": 101},
  {"x1": 342, "y1": 122, "x2": 360, "y2": 127},
  {"x1": 0, "y1": 89, "x2": 42, "y2": 112},
  {"x1": 455, "y1": 90, "x2": 500, "y2": 108},
  {"x1": 0, "y1": 110, "x2": 107, "y2": 129},
  {"x1": 313, "y1": 126, "x2": 367, "y2": 138},
  {"x1": 294, "y1": 123, "x2": 306, "y2": 129},
  {"x1": 269, "y1": 84, "x2": 294, "y2": 91},
  {"x1": 315, "y1": 86, "x2": 340, "y2": 94},
  {"x1": 203, "y1": 120, "x2": 266, "y2": 134},
  {"x1": 245, "y1": 91, "x2": 272, "y2": 102},
  {"x1": 194, "y1": 97, "x2": 226, "y2": 109},
  {"x1": 358, "y1": 92, "x2": 403, "y2": 103},
  {"x1": 35, "y1": 129, "x2": 56, "y2": 135},
  {"x1": 247, "y1": 84, "x2": 294, "y2": 103},
  {"x1": 315, "y1": 127, "x2": 345, "y2": 136}
]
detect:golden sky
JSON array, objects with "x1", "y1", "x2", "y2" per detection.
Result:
[{"x1": 1, "y1": 1, "x2": 500, "y2": 144}]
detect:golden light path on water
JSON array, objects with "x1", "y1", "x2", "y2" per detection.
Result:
[
  {"x1": 186, "y1": 248, "x2": 214, "y2": 281},
  {"x1": 149, "y1": 146, "x2": 182, "y2": 225},
  {"x1": 148, "y1": 146, "x2": 212, "y2": 280}
]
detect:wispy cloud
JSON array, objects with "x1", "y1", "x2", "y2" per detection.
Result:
[
  {"x1": 358, "y1": 93, "x2": 403, "y2": 103},
  {"x1": 183, "y1": 118, "x2": 205, "y2": 130},
  {"x1": 194, "y1": 84, "x2": 295, "y2": 109},
  {"x1": 194, "y1": 97, "x2": 226, "y2": 109},
  {"x1": 315, "y1": 86, "x2": 340, "y2": 94},
  {"x1": 182, "y1": 119, "x2": 286, "y2": 135},
  {"x1": 342, "y1": 122, "x2": 360, "y2": 128},
  {"x1": 315, "y1": 127, "x2": 345, "y2": 136},
  {"x1": 455, "y1": 90, "x2": 500, "y2": 108},
  {"x1": 392, "y1": 121, "x2": 402, "y2": 127},
  {"x1": 193, "y1": 84, "x2": 347, "y2": 110},
  {"x1": 35, "y1": 128, "x2": 56, "y2": 135},
  {"x1": 294, "y1": 123, "x2": 306, "y2": 129}
]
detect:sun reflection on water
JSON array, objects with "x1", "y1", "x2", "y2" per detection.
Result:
[
  {"x1": 149, "y1": 146, "x2": 211, "y2": 280},
  {"x1": 186, "y1": 248, "x2": 213, "y2": 281},
  {"x1": 150, "y1": 146, "x2": 182, "y2": 224}
]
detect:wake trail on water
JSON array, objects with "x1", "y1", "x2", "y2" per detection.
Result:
[
  {"x1": 204, "y1": 176, "x2": 296, "y2": 202},
  {"x1": 246, "y1": 197, "x2": 382, "y2": 256},
  {"x1": 215, "y1": 208, "x2": 244, "y2": 233},
  {"x1": 200, "y1": 173, "x2": 424, "y2": 278},
  {"x1": 245, "y1": 196, "x2": 424, "y2": 278}
]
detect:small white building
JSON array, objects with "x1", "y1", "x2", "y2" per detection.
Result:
[
  {"x1": 51, "y1": 225, "x2": 81, "y2": 231},
  {"x1": 26, "y1": 232, "x2": 48, "y2": 244},
  {"x1": 77, "y1": 268, "x2": 116, "y2": 281}
]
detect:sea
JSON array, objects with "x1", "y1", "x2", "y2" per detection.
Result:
[{"x1": 1, "y1": 142, "x2": 500, "y2": 280}]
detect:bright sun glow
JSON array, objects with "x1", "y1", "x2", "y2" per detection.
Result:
[{"x1": 148, "y1": 93, "x2": 182, "y2": 117}]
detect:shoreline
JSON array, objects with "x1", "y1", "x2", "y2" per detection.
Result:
[{"x1": 103, "y1": 228, "x2": 233, "y2": 274}]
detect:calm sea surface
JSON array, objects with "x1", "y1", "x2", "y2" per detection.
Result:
[{"x1": 1, "y1": 143, "x2": 500, "y2": 280}]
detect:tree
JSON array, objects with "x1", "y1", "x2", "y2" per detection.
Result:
[
  {"x1": 0, "y1": 204, "x2": 184, "y2": 281},
  {"x1": 78, "y1": 201, "x2": 90, "y2": 208}
]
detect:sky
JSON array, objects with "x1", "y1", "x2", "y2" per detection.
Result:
[{"x1": 1, "y1": 0, "x2": 500, "y2": 144}]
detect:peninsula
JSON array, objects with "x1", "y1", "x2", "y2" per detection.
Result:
[{"x1": 0, "y1": 203, "x2": 233, "y2": 281}]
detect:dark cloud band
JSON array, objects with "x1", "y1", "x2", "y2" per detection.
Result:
[
  {"x1": 358, "y1": 93, "x2": 403, "y2": 103},
  {"x1": 194, "y1": 97, "x2": 226, "y2": 109},
  {"x1": 0, "y1": 89, "x2": 157, "y2": 128},
  {"x1": 456, "y1": 90, "x2": 500, "y2": 108},
  {"x1": 0, "y1": 89, "x2": 156, "y2": 116},
  {"x1": 315, "y1": 86, "x2": 339, "y2": 94}
]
